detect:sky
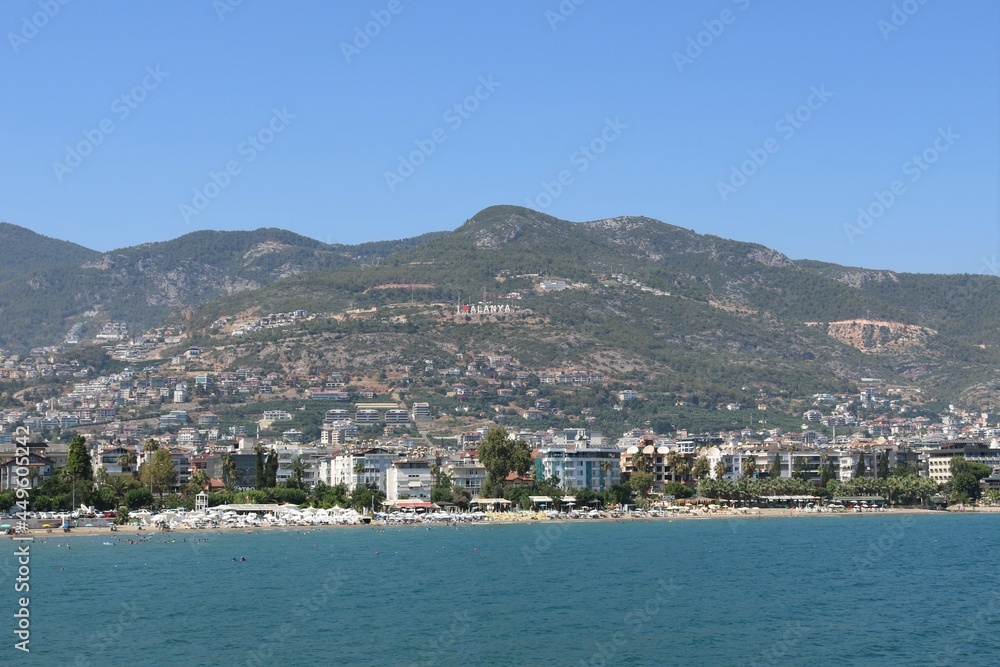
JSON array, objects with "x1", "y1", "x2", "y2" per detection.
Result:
[{"x1": 2, "y1": 0, "x2": 998, "y2": 274}]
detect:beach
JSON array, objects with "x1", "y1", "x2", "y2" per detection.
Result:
[{"x1": 7, "y1": 504, "x2": 971, "y2": 540}]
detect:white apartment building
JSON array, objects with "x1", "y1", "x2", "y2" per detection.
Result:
[{"x1": 386, "y1": 458, "x2": 434, "y2": 501}]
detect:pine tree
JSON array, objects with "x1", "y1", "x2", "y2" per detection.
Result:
[
  {"x1": 265, "y1": 448, "x2": 279, "y2": 488},
  {"x1": 877, "y1": 452, "x2": 890, "y2": 479},
  {"x1": 65, "y1": 434, "x2": 93, "y2": 481},
  {"x1": 855, "y1": 454, "x2": 867, "y2": 479}
]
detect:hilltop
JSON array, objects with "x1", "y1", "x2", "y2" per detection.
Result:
[{"x1": 2, "y1": 206, "x2": 998, "y2": 412}]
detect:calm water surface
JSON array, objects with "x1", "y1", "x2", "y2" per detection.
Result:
[{"x1": 5, "y1": 513, "x2": 1000, "y2": 666}]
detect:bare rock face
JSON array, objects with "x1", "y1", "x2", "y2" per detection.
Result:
[
  {"x1": 817, "y1": 319, "x2": 937, "y2": 354},
  {"x1": 830, "y1": 269, "x2": 900, "y2": 288}
]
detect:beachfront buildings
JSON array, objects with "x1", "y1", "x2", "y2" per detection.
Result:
[
  {"x1": 444, "y1": 450, "x2": 487, "y2": 497},
  {"x1": 386, "y1": 458, "x2": 434, "y2": 502},
  {"x1": 923, "y1": 441, "x2": 1000, "y2": 484},
  {"x1": 535, "y1": 443, "x2": 621, "y2": 491},
  {"x1": 318, "y1": 447, "x2": 395, "y2": 494}
]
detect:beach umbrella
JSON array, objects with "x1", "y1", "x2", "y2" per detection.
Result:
[{"x1": 42, "y1": 523, "x2": 51, "y2": 528}]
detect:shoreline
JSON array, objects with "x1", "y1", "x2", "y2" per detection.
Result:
[{"x1": 10, "y1": 505, "x2": 992, "y2": 539}]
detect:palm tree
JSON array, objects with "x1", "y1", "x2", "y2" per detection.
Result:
[
  {"x1": 742, "y1": 456, "x2": 757, "y2": 479},
  {"x1": 599, "y1": 461, "x2": 612, "y2": 491},
  {"x1": 692, "y1": 456, "x2": 710, "y2": 480},
  {"x1": 674, "y1": 456, "x2": 691, "y2": 484},
  {"x1": 632, "y1": 452, "x2": 650, "y2": 474},
  {"x1": 666, "y1": 451, "x2": 682, "y2": 483},
  {"x1": 102, "y1": 475, "x2": 130, "y2": 507},
  {"x1": 353, "y1": 461, "x2": 365, "y2": 489},
  {"x1": 117, "y1": 451, "x2": 137, "y2": 475},
  {"x1": 221, "y1": 454, "x2": 237, "y2": 492},
  {"x1": 714, "y1": 460, "x2": 727, "y2": 480}
]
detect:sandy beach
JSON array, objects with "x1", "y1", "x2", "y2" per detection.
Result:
[{"x1": 6, "y1": 505, "x2": 977, "y2": 540}]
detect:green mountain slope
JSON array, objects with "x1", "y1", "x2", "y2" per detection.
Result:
[
  {"x1": 0, "y1": 224, "x2": 446, "y2": 350},
  {"x1": 175, "y1": 206, "x2": 1000, "y2": 408}
]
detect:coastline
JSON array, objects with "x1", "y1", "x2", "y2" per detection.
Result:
[{"x1": 10, "y1": 505, "x2": 990, "y2": 539}]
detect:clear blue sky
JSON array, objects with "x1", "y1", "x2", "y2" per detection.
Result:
[{"x1": 2, "y1": 0, "x2": 997, "y2": 274}]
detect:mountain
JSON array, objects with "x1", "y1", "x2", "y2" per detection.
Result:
[
  {"x1": 169, "y1": 206, "x2": 1000, "y2": 410},
  {"x1": 4, "y1": 207, "x2": 998, "y2": 410},
  {"x1": 0, "y1": 223, "x2": 446, "y2": 350}
]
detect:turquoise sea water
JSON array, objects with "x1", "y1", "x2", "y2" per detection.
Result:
[{"x1": 4, "y1": 513, "x2": 1000, "y2": 666}]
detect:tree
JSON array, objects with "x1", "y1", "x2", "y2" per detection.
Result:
[
  {"x1": 666, "y1": 451, "x2": 683, "y2": 483},
  {"x1": 451, "y1": 484, "x2": 472, "y2": 509},
  {"x1": 674, "y1": 456, "x2": 691, "y2": 484},
  {"x1": 599, "y1": 461, "x2": 612, "y2": 490},
  {"x1": 632, "y1": 452, "x2": 650, "y2": 474},
  {"x1": 430, "y1": 464, "x2": 454, "y2": 503},
  {"x1": 855, "y1": 454, "x2": 867, "y2": 479},
  {"x1": 254, "y1": 444, "x2": 265, "y2": 490},
  {"x1": 288, "y1": 455, "x2": 307, "y2": 489},
  {"x1": 741, "y1": 456, "x2": 757, "y2": 479},
  {"x1": 692, "y1": 456, "x2": 710, "y2": 481},
  {"x1": 350, "y1": 483, "x2": 385, "y2": 513},
  {"x1": 768, "y1": 455, "x2": 782, "y2": 479},
  {"x1": 123, "y1": 487, "x2": 154, "y2": 510},
  {"x1": 187, "y1": 469, "x2": 210, "y2": 495},
  {"x1": 221, "y1": 454, "x2": 238, "y2": 492},
  {"x1": 819, "y1": 457, "x2": 835, "y2": 488},
  {"x1": 605, "y1": 483, "x2": 634, "y2": 508},
  {"x1": 65, "y1": 434, "x2": 93, "y2": 482},
  {"x1": 877, "y1": 451, "x2": 890, "y2": 479},
  {"x1": 141, "y1": 449, "x2": 178, "y2": 499},
  {"x1": 629, "y1": 471, "x2": 654, "y2": 501},
  {"x1": 0, "y1": 490, "x2": 16, "y2": 512},
  {"x1": 265, "y1": 448, "x2": 279, "y2": 488},
  {"x1": 714, "y1": 461, "x2": 727, "y2": 479},
  {"x1": 792, "y1": 456, "x2": 809, "y2": 482},
  {"x1": 116, "y1": 451, "x2": 137, "y2": 475},
  {"x1": 101, "y1": 475, "x2": 132, "y2": 506},
  {"x1": 477, "y1": 427, "x2": 532, "y2": 490},
  {"x1": 144, "y1": 439, "x2": 160, "y2": 454},
  {"x1": 662, "y1": 482, "x2": 693, "y2": 499},
  {"x1": 949, "y1": 456, "x2": 991, "y2": 501}
]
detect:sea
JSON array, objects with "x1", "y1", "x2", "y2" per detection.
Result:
[{"x1": 4, "y1": 513, "x2": 1000, "y2": 666}]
